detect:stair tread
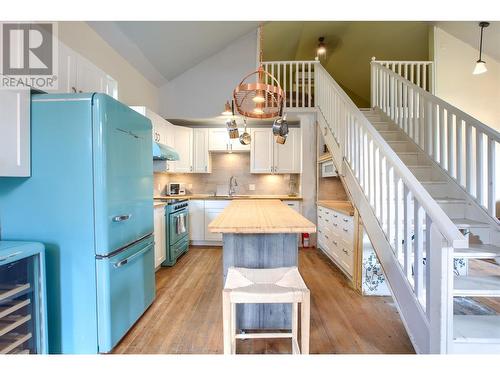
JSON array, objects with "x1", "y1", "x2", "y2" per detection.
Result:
[
  {"x1": 454, "y1": 244, "x2": 500, "y2": 259},
  {"x1": 454, "y1": 315, "x2": 500, "y2": 343},
  {"x1": 451, "y1": 218, "x2": 489, "y2": 228},
  {"x1": 433, "y1": 197, "x2": 466, "y2": 203},
  {"x1": 454, "y1": 276, "x2": 500, "y2": 296}
]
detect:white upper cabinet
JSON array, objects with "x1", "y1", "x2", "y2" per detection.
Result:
[
  {"x1": 209, "y1": 128, "x2": 250, "y2": 152},
  {"x1": 192, "y1": 128, "x2": 211, "y2": 173},
  {"x1": 0, "y1": 90, "x2": 30, "y2": 177},
  {"x1": 209, "y1": 128, "x2": 230, "y2": 151},
  {"x1": 229, "y1": 129, "x2": 251, "y2": 151},
  {"x1": 250, "y1": 128, "x2": 274, "y2": 173},
  {"x1": 173, "y1": 125, "x2": 193, "y2": 173},
  {"x1": 274, "y1": 128, "x2": 301, "y2": 173},
  {"x1": 56, "y1": 41, "x2": 118, "y2": 98},
  {"x1": 250, "y1": 127, "x2": 301, "y2": 174}
]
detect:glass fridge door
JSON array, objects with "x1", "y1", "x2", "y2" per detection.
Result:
[{"x1": 0, "y1": 254, "x2": 43, "y2": 354}]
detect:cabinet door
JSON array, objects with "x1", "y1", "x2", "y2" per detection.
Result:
[
  {"x1": 274, "y1": 128, "x2": 301, "y2": 173},
  {"x1": 192, "y1": 128, "x2": 211, "y2": 173},
  {"x1": 153, "y1": 207, "x2": 166, "y2": 269},
  {"x1": 57, "y1": 42, "x2": 78, "y2": 93},
  {"x1": 0, "y1": 90, "x2": 30, "y2": 177},
  {"x1": 250, "y1": 128, "x2": 274, "y2": 173},
  {"x1": 76, "y1": 55, "x2": 105, "y2": 93},
  {"x1": 189, "y1": 200, "x2": 205, "y2": 241},
  {"x1": 283, "y1": 200, "x2": 301, "y2": 213},
  {"x1": 204, "y1": 209, "x2": 223, "y2": 242},
  {"x1": 209, "y1": 128, "x2": 230, "y2": 151},
  {"x1": 172, "y1": 126, "x2": 193, "y2": 173},
  {"x1": 229, "y1": 129, "x2": 251, "y2": 151}
]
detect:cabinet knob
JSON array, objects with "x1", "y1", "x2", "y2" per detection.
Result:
[{"x1": 71, "y1": 86, "x2": 77, "y2": 93}]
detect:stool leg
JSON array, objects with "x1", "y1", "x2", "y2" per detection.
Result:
[
  {"x1": 222, "y1": 290, "x2": 231, "y2": 354},
  {"x1": 292, "y1": 302, "x2": 299, "y2": 354},
  {"x1": 300, "y1": 291, "x2": 310, "y2": 355},
  {"x1": 231, "y1": 303, "x2": 236, "y2": 354}
]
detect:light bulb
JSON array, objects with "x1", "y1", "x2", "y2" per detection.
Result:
[
  {"x1": 317, "y1": 45, "x2": 326, "y2": 55},
  {"x1": 473, "y1": 60, "x2": 487, "y2": 75},
  {"x1": 252, "y1": 90, "x2": 265, "y2": 103}
]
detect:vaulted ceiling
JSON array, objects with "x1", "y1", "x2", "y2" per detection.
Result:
[{"x1": 89, "y1": 21, "x2": 259, "y2": 85}]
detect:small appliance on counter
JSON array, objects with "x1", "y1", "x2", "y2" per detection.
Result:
[
  {"x1": 162, "y1": 199, "x2": 189, "y2": 266},
  {"x1": 168, "y1": 182, "x2": 186, "y2": 196}
]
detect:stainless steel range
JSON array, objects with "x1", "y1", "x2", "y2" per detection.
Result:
[{"x1": 162, "y1": 199, "x2": 189, "y2": 266}]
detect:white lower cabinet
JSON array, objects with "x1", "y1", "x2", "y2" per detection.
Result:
[
  {"x1": 153, "y1": 205, "x2": 167, "y2": 269},
  {"x1": 189, "y1": 200, "x2": 205, "y2": 241},
  {"x1": 188, "y1": 200, "x2": 230, "y2": 244},
  {"x1": 317, "y1": 205, "x2": 355, "y2": 277},
  {"x1": 283, "y1": 200, "x2": 301, "y2": 213}
]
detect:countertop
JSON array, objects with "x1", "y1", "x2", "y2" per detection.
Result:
[
  {"x1": 154, "y1": 194, "x2": 302, "y2": 201},
  {"x1": 317, "y1": 200, "x2": 355, "y2": 216},
  {"x1": 154, "y1": 202, "x2": 167, "y2": 208},
  {"x1": 208, "y1": 199, "x2": 316, "y2": 234}
]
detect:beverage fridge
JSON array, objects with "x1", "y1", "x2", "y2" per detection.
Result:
[{"x1": 0, "y1": 242, "x2": 48, "y2": 354}]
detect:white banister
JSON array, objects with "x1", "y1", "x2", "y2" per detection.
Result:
[
  {"x1": 314, "y1": 62, "x2": 467, "y2": 353},
  {"x1": 262, "y1": 61, "x2": 319, "y2": 110},
  {"x1": 372, "y1": 57, "x2": 435, "y2": 94},
  {"x1": 372, "y1": 61, "x2": 500, "y2": 219}
]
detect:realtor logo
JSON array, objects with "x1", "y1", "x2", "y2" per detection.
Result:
[{"x1": 1, "y1": 22, "x2": 58, "y2": 89}]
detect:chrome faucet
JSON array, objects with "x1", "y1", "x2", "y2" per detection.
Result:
[{"x1": 228, "y1": 176, "x2": 238, "y2": 197}]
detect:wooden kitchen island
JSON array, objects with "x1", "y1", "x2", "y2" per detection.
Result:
[{"x1": 208, "y1": 199, "x2": 316, "y2": 330}]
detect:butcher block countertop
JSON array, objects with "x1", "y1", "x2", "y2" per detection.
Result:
[
  {"x1": 154, "y1": 194, "x2": 302, "y2": 201},
  {"x1": 317, "y1": 200, "x2": 355, "y2": 216},
  {"x1": 208, "y1": 199, "x2": 316, "y2": 234}
]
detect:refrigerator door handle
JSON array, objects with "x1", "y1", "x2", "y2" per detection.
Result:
[
  {"x1": 113, "y1": 243, "x2": 153, "y2": 268},
  {"x1": 112, "y1": 214, "x2": 132, "y2": 222}
]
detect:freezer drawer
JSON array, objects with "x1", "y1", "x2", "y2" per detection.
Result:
[{"x1": 96, "y1": 235, "x2": 155, "y2": 353}]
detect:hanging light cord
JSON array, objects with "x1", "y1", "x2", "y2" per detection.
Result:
[{"x1": 479, "y1": 24, "x2": 484, "y2": 61}]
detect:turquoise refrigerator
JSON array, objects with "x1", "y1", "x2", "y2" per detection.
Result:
[{"x1": 0, "y1": 93, "x2": 155, "y2": 353}]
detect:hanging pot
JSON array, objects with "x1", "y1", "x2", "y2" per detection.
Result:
[
  {"x1": 278, "y1": 113, "x2": 288, "y2": 137},
  {"x1": 272, "y1": 101, "x2": 285, "y2": 136},
  {"x1": 239, "y1": 118, "x2": 251, "y2": 145}
]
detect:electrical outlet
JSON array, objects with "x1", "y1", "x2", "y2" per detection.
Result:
[{"x1": 249, "y1": 184, "x2": 256, "y2": 191}]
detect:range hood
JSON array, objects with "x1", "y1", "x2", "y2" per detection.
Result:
[{"x1": 153, "y1": 142, "x2": 179, "y2": 161}]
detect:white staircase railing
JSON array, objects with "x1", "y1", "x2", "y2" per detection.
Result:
[
  {"x1": 262, "y1": 61, "x2": 319, "y2": 109},
  {"x1": 371, "y1": 61, "x2": 500, "y2": 219},
  {"x1": 371, "y1": 57, "x2": 435, "y2": 93},
  {"x1": 315, "y1": 63, "x2": 467, "y2": 353}
]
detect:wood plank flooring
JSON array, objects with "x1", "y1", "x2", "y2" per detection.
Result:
[{"x1": 113, "y1": 246, "x2": 414, "y2": 354}]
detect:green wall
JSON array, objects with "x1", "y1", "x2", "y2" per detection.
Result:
[{"x1": 263, "y1": 21, "x2": 430, "y2": 107}]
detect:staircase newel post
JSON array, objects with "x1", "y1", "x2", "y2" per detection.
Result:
[
  {"x1": 371, "y1": 57, "x2": 376, "y2": 109},
  {"x1": 426, "y1": 218, "x2": 454, "y2": 354}
]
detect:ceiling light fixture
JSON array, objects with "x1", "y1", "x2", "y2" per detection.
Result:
[
  {"x1": 316, "y1": 37, "x2": 326, "y2": 58},
  {"x1": 221, "y1": 100, "x2": 233, "y2": 116},
  {"x1": 233, "y1": 24, "x2": 284, "y2": 119},
  {"x1": 473, "y1": 21, "x2": 490, "y2": 75}
]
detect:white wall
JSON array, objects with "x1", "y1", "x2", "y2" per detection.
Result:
[
  {"x1": 58, "y1": 22, "x2": 160, "y2": 111},
  {"x1": 159, "y1": 29, "x2": 257, "y2": 119},
  {"x1": 433, "y1": 26, "x2": 500, "y2": 131}
]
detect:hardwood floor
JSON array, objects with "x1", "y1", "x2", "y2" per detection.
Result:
[{"x1": 113, "y1": 246, "x2": 415, "y2": 354}]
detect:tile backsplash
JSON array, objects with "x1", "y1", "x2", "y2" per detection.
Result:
[{"x1": 154, "y1": 153, "x2": 300, "y2": 196}]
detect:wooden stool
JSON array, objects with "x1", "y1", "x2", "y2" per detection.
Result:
[{"x1": 222, "y1": 267, "x2": 310, "y2": 354}]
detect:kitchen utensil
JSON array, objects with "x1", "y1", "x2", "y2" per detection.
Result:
[
  {"x1": 226, "y1": 118, "x2": 239, "y2": 139},
  {"x1": 272, "y1": 100, "x2": 285, "y2": 136},
  {"x1": 276, "y1": 133, "x2": 287, "y2": 144},
  {"x1": 278, "y1": 113, "x2": 288, "y2": 136},
  {"x1": 239, "y1": 118, "x2": 251, "y2": 145}
]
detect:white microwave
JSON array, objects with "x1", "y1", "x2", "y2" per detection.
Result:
[
  {"x1": 168, "y1": 183, "x2": 186, "y2": 195},
  {"x1": 321, "y1": 160, "x2": 337, "y2": 177}
]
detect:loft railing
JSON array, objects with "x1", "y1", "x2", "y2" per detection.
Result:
[
  {"x1": 371, "y1": 61, "x2": 500, "y2": 219},
  {"x1": 314, "y1": 62, "x2": 467, "y2": 353},
  {"x1": 371, "y1": 57, "x2": 435, "y2": 93},
  {"x1": 262, "y1": 61, "x2": 319, "y2": 109}
]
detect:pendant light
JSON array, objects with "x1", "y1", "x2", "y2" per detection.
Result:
[
  {"x1": 316, "y1": 37, "x2": 326, "y2": 58},
  {"x1": 221, "y1": 100, "x2": 233, "y2": 116},
  {"x1": 233, "y1": 24, "x2": 284, "y2": 119},
  {"x1": 473, "y1": 22, "x2": 490, "y2": 75}
]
